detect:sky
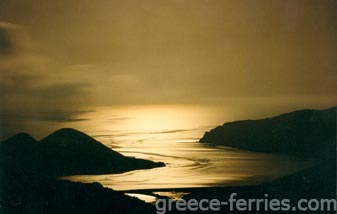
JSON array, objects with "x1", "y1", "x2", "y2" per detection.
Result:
[{"x1": 0, "y1": 0, "x2": 336, "y2": 136}]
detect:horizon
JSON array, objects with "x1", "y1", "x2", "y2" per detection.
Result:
[{"x1": 1, "y1": 104, "x2": 335, "y2": 142}]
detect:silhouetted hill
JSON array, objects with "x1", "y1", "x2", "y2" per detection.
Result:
[
  {"x1": 0, "y1": 133, "x2": 37, "y2": 157},
  {"x1": 200, "y1": 107, "x2": 336, "y2": 159},
  {"x1": 38, "y1": 128, "x2": 165, "y2": 176},
  {"x1": 0, "y1": 133, "x2": 39, "y2": 176},
  {"x1": 0, "y1": 129, "x2": 164, "y2": 214},
  {"x1": 0, "y1": 128, "x2": 165, "y2": 177}
]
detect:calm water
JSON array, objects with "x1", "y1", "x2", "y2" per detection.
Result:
[{"x1": 52, "y1": 105, "x2": 314, "y2": 194}]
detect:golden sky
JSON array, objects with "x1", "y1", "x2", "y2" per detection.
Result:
[{"x1": 0, "y1": 0, "x2": 336, "y2": 114}]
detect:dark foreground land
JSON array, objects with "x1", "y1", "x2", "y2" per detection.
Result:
[
  {"x1": 131, "y1": 158, "x2": 336, "y2": 213},
  {"x1": 0, "y1": 128, "x2": 164, "y2": 214},
  {"x1": 0, "y1": 107, "x2": 336, "y2": 214},
  {"x1": 1, "y1": 158, "x2": 335, "y2": 214},
  {"x1": 1, "y1": 174, "x2": 156, "y2": 214}
]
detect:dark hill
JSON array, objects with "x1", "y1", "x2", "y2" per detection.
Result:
[
  {"x1": 0, "y1": 133, "x2": 38, "y2": 156},
  {"x1": 1, "y1": 132, "x2": 37, "y2": 145},
  {"x1": 0, "y1": 129, "x2": 164, "y2": 214},
  {"x1": 0, "y1": 133, "x2": 39, "y2": 176},
  {"x1": 199, "y1": 107, "x2": 336, "y2": 159},
  {"x1": 0, "y1": 128, "x2": 165, "y2": 177},
  {"x1": 38, "y1": 128, "x2": 165, "y2": 176}
]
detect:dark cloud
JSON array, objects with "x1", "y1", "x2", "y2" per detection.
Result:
[
  {"x1": 0, "y1": 21, "x2": 93, "y2": 138},
  {"x1": 0, "y1": 27, "x2": 12, "y2": 55},
  {"x1": 0, "y1": 22, "x2": 30, "y2": 57}
]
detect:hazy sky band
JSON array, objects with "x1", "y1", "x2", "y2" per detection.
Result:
[{"x1": 0, "y1": 0, "x2": 336, "y2": 137}]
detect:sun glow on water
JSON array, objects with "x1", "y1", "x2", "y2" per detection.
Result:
[{"x1": 62, "y1": 105, "x2": 314, "y2": 191}]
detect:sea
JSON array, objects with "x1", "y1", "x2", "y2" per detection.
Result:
[{"x1": 4, "y1": 105, "x2": 314, "y2": 202}]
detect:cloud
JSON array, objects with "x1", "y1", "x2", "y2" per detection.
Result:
[
  {"x1": 0, "y1": 22, "x2": 27, "y2": 56},
  {"x1": 0, "y1": 26, "x2": 12, "y2": 55},
  {"x1": 0, "y1": 0, "x2": 336, "y2": 138},
  {"x1": 0, "y1": 21, "x2": 92, "y2": 138},
  {"x1": 0, "y1": 22, "x2": 33, "y2": 71}
]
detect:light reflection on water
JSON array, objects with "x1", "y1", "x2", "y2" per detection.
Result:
[
  {"x1": 61, "y1": 105, "x2": 313, "y2": 192},
  {"x1": 124, "y1": 193, "x2": 157, "y2": 204}
]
